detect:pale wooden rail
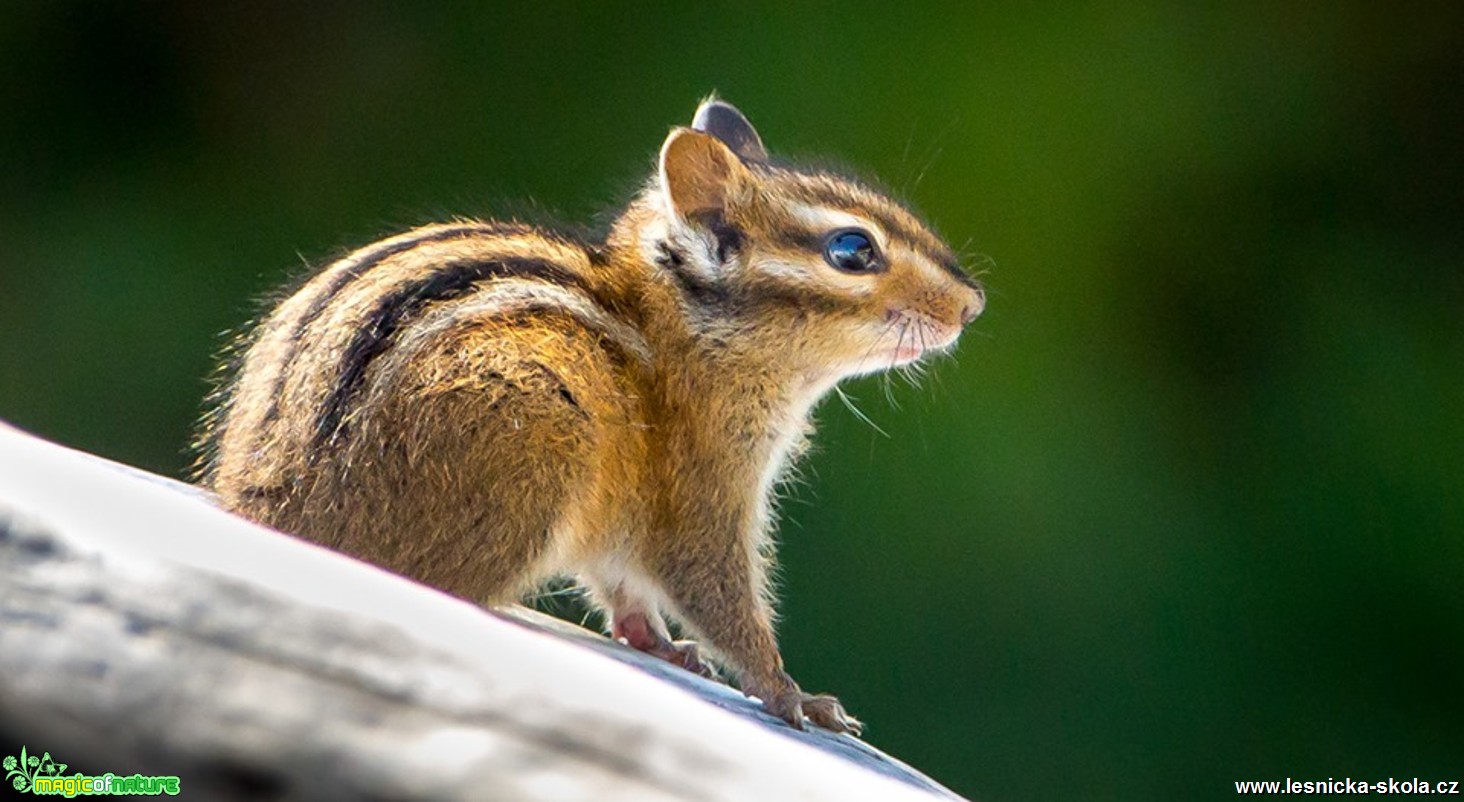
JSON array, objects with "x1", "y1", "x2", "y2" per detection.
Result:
[{"x1": 0, "y1": 421, "x2": 965, "y2": 801}]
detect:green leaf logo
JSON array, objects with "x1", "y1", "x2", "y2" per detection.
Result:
[{"x1": 4, "y1": 746, "x2": 34, "y2": 792}]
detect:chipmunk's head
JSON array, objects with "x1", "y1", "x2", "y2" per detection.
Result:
[{"x1": 639, "y1": 97, "x2": 985, "y2": 381}]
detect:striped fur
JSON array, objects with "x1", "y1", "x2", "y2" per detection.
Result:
[
  {"x1": 197, "y1": 98, "x2": 985, "y2": 735},
  {"x1": 314, "y1": 256, "x2": 587, "y2": 446}
]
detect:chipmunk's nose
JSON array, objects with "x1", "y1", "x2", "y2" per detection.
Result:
[{"x1": 959, "y1": 283, "x2": 986, "y2": 325}]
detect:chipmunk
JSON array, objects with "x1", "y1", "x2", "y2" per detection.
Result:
[{"x1": 197, "y1": 98, "x2": 985, "y2": 735}]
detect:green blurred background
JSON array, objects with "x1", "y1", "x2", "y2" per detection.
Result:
[{"x1": 2, "y1": 2, "x2": 1460, "y2": 798}]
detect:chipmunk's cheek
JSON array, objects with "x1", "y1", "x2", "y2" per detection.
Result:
[{"x1": 830, "y1": 318, "x2": 902, "y2": 372}]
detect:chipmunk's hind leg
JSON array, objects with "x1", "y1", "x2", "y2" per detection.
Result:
[
  {"x1": 591, "y1": 582, "x2": 717, "y2": 679},
  {"x1": 310, "y1": 317, "x2": 600, "y2": 605}
]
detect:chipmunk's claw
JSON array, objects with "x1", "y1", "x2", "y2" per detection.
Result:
[
  {"x1": 801, "y1": 693, "x2": 863, "y2": 736},
  {"x1": 655, "y1": 639, "x2": 717, "y2": 680},
  {"x1": 761, "y1": 688, "x2": 807, "y2": 730},
  {"x1": 754, "y1": 680, "x2": 862, "y2": 736}
]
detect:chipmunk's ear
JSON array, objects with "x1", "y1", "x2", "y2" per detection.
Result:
[
  {"x1": 692, "y1": 98, "x2": 768, "y2": 163},
  {"x1": 659, "y1": 127, "x2": 749, "y2": 221}
]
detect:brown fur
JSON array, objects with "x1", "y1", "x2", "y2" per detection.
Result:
[{"x1": 198, "y1": 98, "x2": 985, "y2": 734}]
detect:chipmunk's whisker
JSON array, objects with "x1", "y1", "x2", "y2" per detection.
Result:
[{"x1": 834, "y1": 385, "x2": 890, "y2": 438}]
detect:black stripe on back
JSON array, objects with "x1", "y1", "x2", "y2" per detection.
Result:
[
  {"x1": 261, "y1": 223, "x2": 525, "y2": 425},
  {"x1": 313, "y1": 257, "x2": 586, "y2": 447},
  {"x1": 301, "y1": 223, "x2": 537, "y2": 331}
]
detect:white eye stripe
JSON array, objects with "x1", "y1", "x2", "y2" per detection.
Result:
[
  {"x1": 754, "y1": 256, "x2": 876, "y2": 295},
  {"x1": 787, "y1": 203, "x2": 887, "y2": 249},
  {"x1": 899, "y1": 247, "x2": 953, "y2": 287},
  {"x1": 755, "y1": 258, "x2": 812, "y2": 283},
  {"x1": 784, "y1": 204, "x2": 958, "y2": 285}
]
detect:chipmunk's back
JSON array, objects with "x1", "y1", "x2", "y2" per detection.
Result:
[{"x1": 201, "y1": 220, "x2": 653, "y2": 575}]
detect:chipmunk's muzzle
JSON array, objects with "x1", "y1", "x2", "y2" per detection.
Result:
[{"x1": 960, "y1": 282, "x2": 987, "y2": 325}]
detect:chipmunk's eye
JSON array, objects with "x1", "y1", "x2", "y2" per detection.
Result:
[{"x1": 823, "y1": 229, "x2": 881, "y2": 274}]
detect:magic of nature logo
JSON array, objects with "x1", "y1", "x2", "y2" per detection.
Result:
[{"x1": 4, "y1": 747, "x2": 179, "y2": 797}]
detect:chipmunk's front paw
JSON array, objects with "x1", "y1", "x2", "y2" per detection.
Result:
[
  {"x1": 759, "y1": 686, "x2": 808, "y2": 730},
  {"x1": 801, "y1": 693, "x2": 863, "y2": 736},
  {"x1": 753, "y1": 679, "x2": 863, "y2": 736}
]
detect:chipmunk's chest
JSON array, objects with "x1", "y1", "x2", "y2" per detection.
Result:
[
  {"x1": 642, "y1": 392, "x2": 811, "y2": 512},
  {"x1": 557, "y1": 351, "x2": 823, "y2": 553}
]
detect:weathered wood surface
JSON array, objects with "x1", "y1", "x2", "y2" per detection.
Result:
[{"x1": 0, "y1": 422, "x2": 965, "y2": 801}]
